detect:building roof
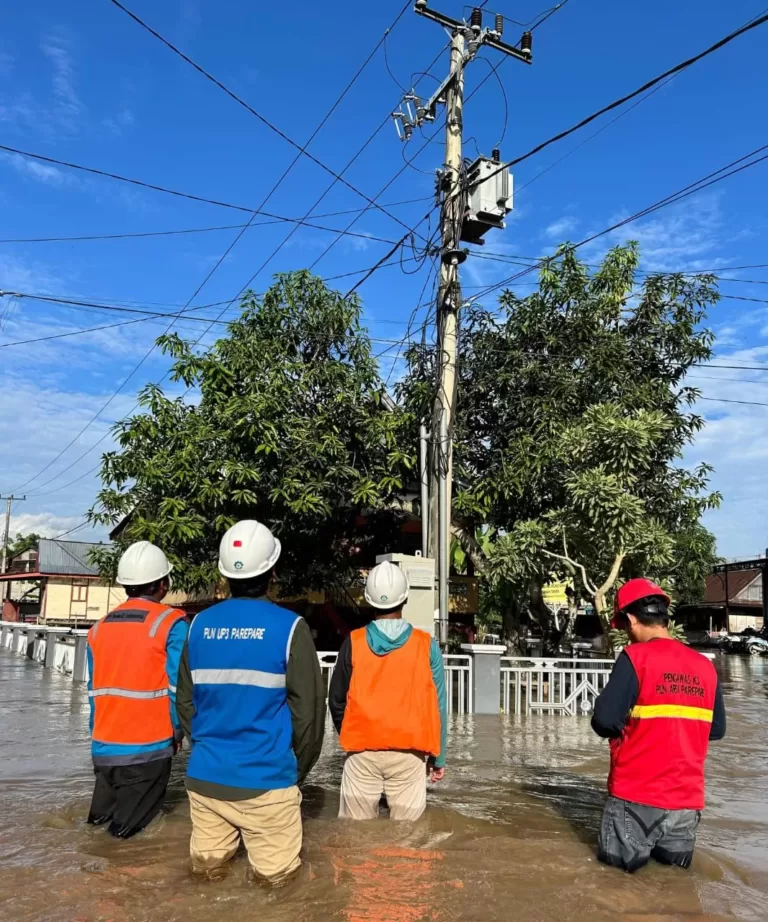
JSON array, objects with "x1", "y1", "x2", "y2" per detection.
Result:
[
  {"x1": 702, "y1": 568, "x2": 762, "y2": 607},
  {"x1": 37, "y1": 539, "x2": 102, "y2": 577}
]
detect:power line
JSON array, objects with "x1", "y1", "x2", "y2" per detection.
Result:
[
  {"x1": 108, "y1": 0, "x2": 427, "y2": 242},
  {"x1": 699, "y1": 396, "x2": 768, "y2": 408},
  {"x1": 470, "y1": 142, "x2": 768, "y2": 301},
  {"x1": 4, "y1": 3, "x2": 422, "y2": 497},
  {"x1": 454, "y1": 12, "x2": 768, "y2": 199},
  {"x1": 0, "y1": 213, "x2": 410, "y2": 246}
]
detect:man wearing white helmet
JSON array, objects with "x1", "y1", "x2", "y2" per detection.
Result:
[
  {"x1": 329, "y1": 560, "x2": 448, "y2": 821},
  {"x1": 176, "y1": 520, "x2": 325, "y2": 884},
  {"x1": 86, "y1": 541, "x2": 188, "y2": 839}
]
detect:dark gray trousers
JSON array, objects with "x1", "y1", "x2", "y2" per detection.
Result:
[{"x1": 598, "y1": 795, "x2": 701, "y2": 873}]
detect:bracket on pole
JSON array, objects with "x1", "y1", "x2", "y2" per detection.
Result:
[{"x1": 393, "y1": 3, "x2": 532, "y2": 141}]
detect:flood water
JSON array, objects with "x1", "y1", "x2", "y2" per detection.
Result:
[{"x1": 1, "y1": 652, "x2": 767, "y2": 922}]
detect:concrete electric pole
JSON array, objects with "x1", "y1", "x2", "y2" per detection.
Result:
[
  {"x1": 1, "y1": 495, "x2": 25, "y2": 575},
  {"x1": 394, "y1": 2, "x2": 533, "y2": 644}
]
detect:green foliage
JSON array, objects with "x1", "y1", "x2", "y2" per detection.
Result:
[
  {"x1": 400, "y1": 243, "x2": 720, "y2": 628},
  {"x1": 89, "y1": 271, "x2": 414, "y2": 594},
  {"x1": 3, "y1": 532, "x2": 40, "y2": 559}
]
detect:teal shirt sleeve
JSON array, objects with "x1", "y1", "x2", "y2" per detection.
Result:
[
  {"x1": 87, "y1": 643, "x2": 94, "y2": 734},
  {"x1": 429, "y1": 639, "x2": 448, "y2": 768},
  {"x1": 165, "y1": 618, "x2": 189, "y2": 733}
]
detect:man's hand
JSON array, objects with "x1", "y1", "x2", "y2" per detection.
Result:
[{"x1": 429, "y1": 766, "x2": 445, "y2": 784}]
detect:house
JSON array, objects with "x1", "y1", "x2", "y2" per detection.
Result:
[
  {"x1": 0, "y1": 539, "x2": 127, "y2": 625},
  {"x1": 677, "y1": 565, "x2": 765, "y2": 635}
]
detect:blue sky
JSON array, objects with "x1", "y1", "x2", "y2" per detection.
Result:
[{"x1": 1, "y1": 0, "x2": 767, "y2": 558}]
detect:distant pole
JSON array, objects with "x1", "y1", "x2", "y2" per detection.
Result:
[
  {"x1": 1, "y1": 495, "x2": 25, "y2": 574},
  {"x1": 1, "y1": 494, "x2": 25, "y2": 604},
  {"x1": 762, "y1": 548, "x2": 768, "y2": 628}
]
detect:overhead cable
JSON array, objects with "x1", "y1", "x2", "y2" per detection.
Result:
[
  {"x1": 108, "y1": 0, "x2": 426, "y2": 241},
  {"x1": 452, "y1": 12, "x2": 768, "y2": 198}
]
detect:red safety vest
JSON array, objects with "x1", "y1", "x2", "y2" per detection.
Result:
[
  {"x1": 608, "y1": 638, "x2": 717, "y2": 810},
  {"x1": 339, "y1": 628, "x2": 441, "y2": 757},
  {"x1": 88, "y1": 598, "x2": 186, "y2": 747}
]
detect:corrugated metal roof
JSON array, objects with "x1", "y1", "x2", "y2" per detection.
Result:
[{"x1": 37, "y1": 539, "x2": 103, "y2": 577}]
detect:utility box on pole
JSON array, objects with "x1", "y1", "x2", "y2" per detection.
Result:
[
  {"x1": 460, "y1": 155, "x2": 513, "y2": 245},
  {"x1": 376, "y1": 553, "x2": 436, "y2": 636}
]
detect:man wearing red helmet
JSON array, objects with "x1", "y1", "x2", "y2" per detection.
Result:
[{"x1": 592, "y1": 577, "x2": 726, "y2": 873}]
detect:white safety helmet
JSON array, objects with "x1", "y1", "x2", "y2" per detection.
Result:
[
  {"x1": 116, "y1": 541, "x2": 173, "y2": 587},
  {"x1": 364, "y1": 560, "x2": 409, "y2": 610},
  {"x1": 218, "y1": 519, "x2": 281, "y2": 580}
]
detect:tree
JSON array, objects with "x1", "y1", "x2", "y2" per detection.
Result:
[
  {"x1": 400, "y1": 243, "x2": 720, "y2": 638},
  {"x1": 3, "y1": 532, "x2": 40, "y2": 559},
  {"x1": 89, "y1": 271, "x2": 414, "y2": 594}
]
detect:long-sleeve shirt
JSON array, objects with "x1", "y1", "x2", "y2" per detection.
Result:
[
  {"x1": 87, "y1": 616, "x2": 189, "y2": 763},
  {"x1": 592, "y1": 650, "x2": 727, "y2": 741},
  {"x1": 329, "y1": 629, "x2": 448, "y2": 768},
  {"x1": 177, "y1": 616, "x2": 326, "y2": 800}
]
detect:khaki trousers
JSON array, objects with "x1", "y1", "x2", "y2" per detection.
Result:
[
  {"x1": 188, "y1": 787, "x2": 302, "y2": 883},
  {"x1": 339, "y1": 751, "x2": 427, "y2": 821}
]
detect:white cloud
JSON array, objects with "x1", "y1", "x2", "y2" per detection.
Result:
[
  {"x1": 3, "y1": 151, "x2": 71, "y2": 186},
  {"x1": 585, "y1": 191, "x2": 730, "y2": 272},
  {"x1": 7, "y1": 512, "x2": 98, "y2": 540},
  {"x1": 543, "y1": 216, "x2": 579, "y2": 240},
  {"x1": 40, "y1": 30, "x2": 84, "y2": 132},
  {"x1": 0, "y1": 28, "x2": 86, "y2": 139},
  {"x1": 102, "y1": 107, "x2": 135, "y2": 136}
]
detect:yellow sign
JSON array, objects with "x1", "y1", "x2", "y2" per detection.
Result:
[{"x1": 542, "y1": 581, "x2": 569, "y2": 606}]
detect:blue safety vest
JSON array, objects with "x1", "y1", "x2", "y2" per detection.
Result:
[{"x1": 186, "y1": 598, "x2": 300, "y2": 791}]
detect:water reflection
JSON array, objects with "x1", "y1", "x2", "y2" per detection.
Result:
[{"x1": 0, "y1": 653, "x2": 766, "y2": 921}]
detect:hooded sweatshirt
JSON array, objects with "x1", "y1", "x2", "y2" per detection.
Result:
[{"x1": 328, "y1": 619, "x2": 448, "y2": 768}]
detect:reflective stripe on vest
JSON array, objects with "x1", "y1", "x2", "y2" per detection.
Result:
[
  {"x1": 89, "y1": 687, "x2": 169, "y2": 699},
  {"x1": 191, "y1": 668, "x2": 287, "y2": 689},
  {"x1": 608, "y1": 638, "x2": 717, "y2": 811},
  {"x1": 630, "y1": 704, "x2": 714, "y2": 722}
]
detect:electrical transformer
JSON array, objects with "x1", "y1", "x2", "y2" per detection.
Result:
[
  {"x1": 460, "y1": 155, "x2": 513, "y2": 245},
  {"x1": 375, "y1": 553, "x2": 436, "y2": 636}
]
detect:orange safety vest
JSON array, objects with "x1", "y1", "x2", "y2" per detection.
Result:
[
  {"x1": 339, "y1": 627, "x2": 441, "y2": 757},
  {"x1": 88, "y1": 598, "x2": 186, "y2": 747}
]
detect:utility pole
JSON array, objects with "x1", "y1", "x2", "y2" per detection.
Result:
[
  {"x1": 1, "y1": 494, "x2": 25, "y2": 603},
  {"x1": 1, "y1": 495, "x2": 25, "y2": 574},
  {"x1": 395, "y1": 2, "x2": 533, "y2": 644}
]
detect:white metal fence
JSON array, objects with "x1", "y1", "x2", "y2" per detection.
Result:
[
  {"x1": 316, "y1": 651, "x2": 473, "y2": 715},
  {"x1": 0, "y1": 621, "x2": 89, "y2": 679},
  {"x1": 501, "y1": 657, "x2": 614, "y2": 716}
]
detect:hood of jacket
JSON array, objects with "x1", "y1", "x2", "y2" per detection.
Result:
[{"x1": 365, "y1": 618, "x2": 412, "y2": 656}]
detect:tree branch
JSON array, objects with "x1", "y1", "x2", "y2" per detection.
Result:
[
  {"x1": 541, "y1": 547, "x2": 597, "y2": 597},
  {"x1": 598, "y1": 549, "x2": 625, "y2": 597}
]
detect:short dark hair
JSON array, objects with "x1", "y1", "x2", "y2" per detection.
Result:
[
  {"x1": 125, "y1": 577, "x2": 168, "y2": 599},
  {"x1": 626, "y1": 594, "x2": 669, "y2": 627},
  {"x1": 372, "y1": 604, "x2": 404, "y2": 619},
  {"x1": 228, "y1": 570, "x2": 272, "y2": 600}
]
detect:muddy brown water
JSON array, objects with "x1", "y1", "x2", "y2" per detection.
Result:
[{"x1": 0, "y1": 653, "x2": 767, "y2": 922}]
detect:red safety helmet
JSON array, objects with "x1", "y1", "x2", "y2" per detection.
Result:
[{"x1": 611, "y1": 578, "x2": 670, "y2": 628}]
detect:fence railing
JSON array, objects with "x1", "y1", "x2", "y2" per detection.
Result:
[
  {"x1": 0, "y1": 621, "x2": 89, "y2": 680},
  {"x1": 444, "y1": 654, "x2": 472, "y2": 714},
  {"x1": 501, "y1": 656, "x2": 614, "y2": 715},
  {"x1": 316, "y1": 651, "x2": 473, "y2": 715}
]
